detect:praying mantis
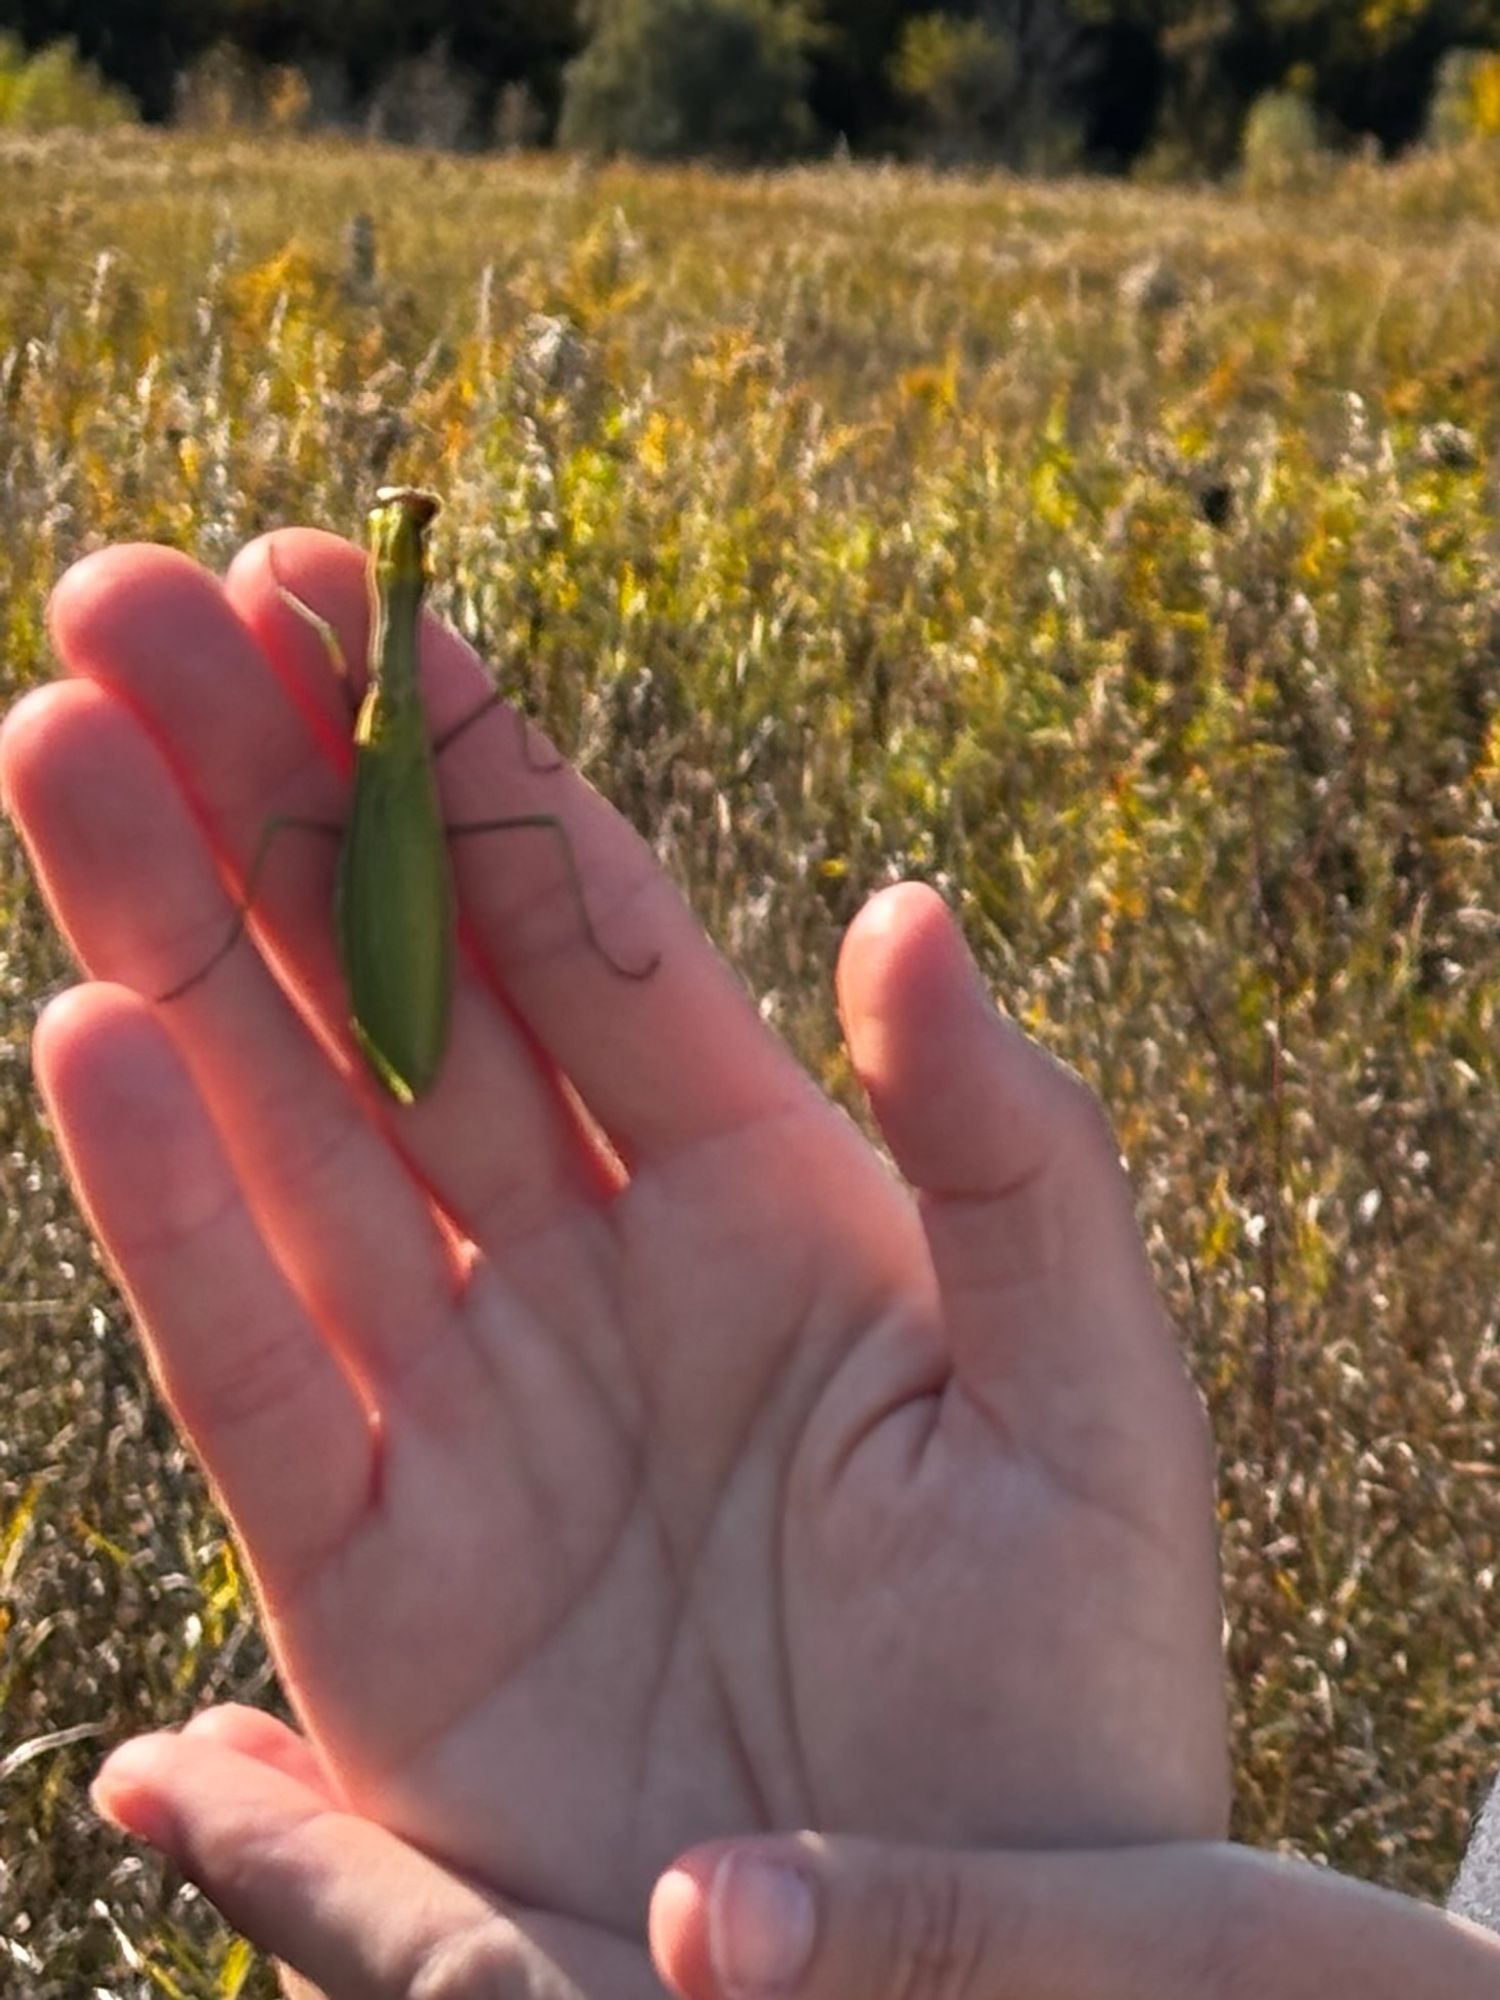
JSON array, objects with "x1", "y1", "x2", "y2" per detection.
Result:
[{"x1": 160, "y1": 486, "x2": 657, "y2": 1103}]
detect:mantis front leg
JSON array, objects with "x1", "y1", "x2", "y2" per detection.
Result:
[
  {"x1": 272, "y1": 555, "x2": 560, "y2": 773},
  {"x1": 156, "y1": 815, "x2": 342, "y2": 1003}
]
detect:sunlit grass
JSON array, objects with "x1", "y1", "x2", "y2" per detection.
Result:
[{"x1": 6, "y1": 128, "x2": 1500, "y2": 1990}]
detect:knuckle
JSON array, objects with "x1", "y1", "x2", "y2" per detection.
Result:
[
  {"x1": 195, "y1": 1317, "x2": 331, "y2": 1434},
  {"x1": 405, "y1": 1912, "x2": 539, "y2": 2000},
  {"x1": 874, "y1": 1855, "x2": 996, "y2": 2000},
  {"x1": 1171, "y1": 1859, "x2": 1290, "y2": 2000},
  {"x1": 1050, "y1": 1059, "x2": 1122, "y2": 1165}
]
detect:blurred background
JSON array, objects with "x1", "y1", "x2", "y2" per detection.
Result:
[
  {"x1": 7, "y1": 2, "x2": 1500, "y2": 1995},
  {"x1": 6, "y1": 0, "x2": 1500, "y2": 178}
]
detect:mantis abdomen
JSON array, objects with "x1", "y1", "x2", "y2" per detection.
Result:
[{"x1": 336, "y1": 674, "x2": 454, "y2": 1106}]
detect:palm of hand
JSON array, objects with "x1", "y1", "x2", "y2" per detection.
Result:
[
  {"x1": 6, "y1": 529, "x2": 1227, "y2": 1968},
  {"x1": 291, "y1": 1096, "x2": 1223, "y2": 1937}
]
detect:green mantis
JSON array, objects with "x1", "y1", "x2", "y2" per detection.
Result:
[{"x1": 161, "y1": 487, "x2": 657, "y2": 1104}]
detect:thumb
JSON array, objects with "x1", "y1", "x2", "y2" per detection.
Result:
[
  {"x1": 835, "y1": 883, "x2": 1194, "y2": 1431},
  {"x1": 649, "y1": 1834, "x2": 1500, "y2": 2000},
  {"x1": 92, "y1": 1707, "x2": 657, "y2": 1999}
]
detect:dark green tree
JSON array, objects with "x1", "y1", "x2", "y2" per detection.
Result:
[
  {"x1": 805, "y1": 0, "x2": 911, "y2": 144},
  {"x1": 211, "y1": 0, "x2": 585, "y2": 117},
  {"x1": 559, "y1": 0, "x2": 819, "y2": 159},
  {"x1": 0, "y1": 0, "x2": 588, "y2": 125},
  {"x1": 1283, "y1": 0, "x2": 1500, "y2": 150},
  {"x1": 9, "y1": 0, "x2": 1500, "y2": 166},
  {"x1": 890, "y1": 12, "x2": 1015, "y2": 160},
  {"x1": 0, "y1": 0, "x2": 221, "y2": 117}
]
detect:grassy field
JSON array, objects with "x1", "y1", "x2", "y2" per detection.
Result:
[{"x1": 6, "y1": 127, "x2": 1500, "y2": 1993}]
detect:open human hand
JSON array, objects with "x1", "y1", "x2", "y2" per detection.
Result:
[
  {"x1": 100, "y1": 1713, "x2": 1500, "y2": 2000},
  {"x1": 4, "y1": 525, "x2": 1227, "y2": 1982},
  {"x1": 94, "y1": 1727, "x2": 1500, "y2": 2000}
]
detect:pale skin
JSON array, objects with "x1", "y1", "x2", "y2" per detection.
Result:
[
  {"x1": 78, "y1": 1732, "x2": 1500, "y2": 1999},
  {"x1": 3, "y1": 525, "x2": 1233, "y2": 1995}
]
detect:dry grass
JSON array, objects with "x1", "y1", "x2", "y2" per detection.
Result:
[{"x1": 5, "y1": 128, "x2": 1500, "y2": 1991}]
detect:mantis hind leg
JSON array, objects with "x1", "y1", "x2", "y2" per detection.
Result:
[
  {"x1": 157, "y1": 815, "x2": 342, "y2": 1003},
  {"x1": 435, "y1": 593, "x2": 566, "y2": 773},
  {"x1": 445, "y1": 812, "x2": 659, "y2": 981},
  {"x1": 433, "y1": 689, "x2": 564, "y2": 774}
]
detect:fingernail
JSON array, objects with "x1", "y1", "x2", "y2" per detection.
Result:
[
  {"x1": 91, "y1": 1736, "x2": 181, "y2": 1854},
  {"x1": 708, "y1": 1851, "x2": 817, "y2": 1998}
]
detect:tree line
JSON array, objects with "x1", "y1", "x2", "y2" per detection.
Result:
[{"x1": 3, "y1": 0, "x2": 1500, "y2": 173}]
